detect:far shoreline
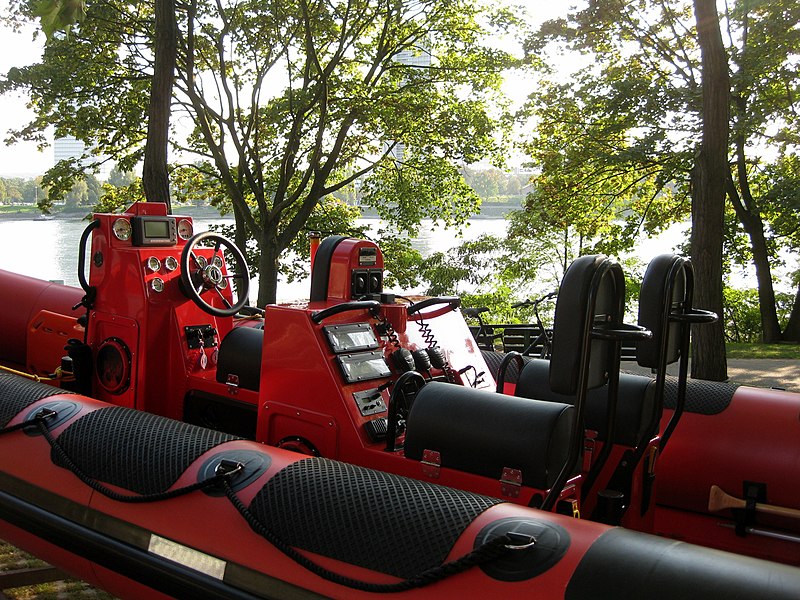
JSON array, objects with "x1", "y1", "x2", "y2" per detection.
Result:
[{"x1": 0, "y1": 201, "x2": 520, "y2": 222}]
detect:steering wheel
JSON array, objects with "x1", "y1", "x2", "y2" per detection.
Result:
[{"x1": 180, "y1": 232, "x2": 250, "y2": 317}]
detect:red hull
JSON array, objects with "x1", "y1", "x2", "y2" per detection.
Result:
[{"x1": 1, "y1": 378, "x2": 799, "y2": 599}]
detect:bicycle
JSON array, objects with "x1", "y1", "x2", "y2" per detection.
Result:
[{"x1": 506, "y1": 290, "x2": 558, "y2": 359}]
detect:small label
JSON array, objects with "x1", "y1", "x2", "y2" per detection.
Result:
[{"x1": 148, "y1": 534, "x2": 226, "y2": 580}]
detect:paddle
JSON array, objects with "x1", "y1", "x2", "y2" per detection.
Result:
[{"x1": 708, "y1": 485, "x2": 800, "y2": 520}]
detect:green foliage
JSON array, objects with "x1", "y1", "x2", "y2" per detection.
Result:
[
  {"x1": 2, "y1": 0, "x2": 151, "y2": 202},
  {"x1": 723, "y1": 287, "x2": 795, "y2": 343},
  {"x1": 519, "y1": 0, "x2": 800, "y2": 344},
  {"x1": 517, "y1": 2, "x2": 700, "y2": 266},
  {"x1": 4, "y1": 0, "x2": 521, "y2": 304},
  {"x1": 32, "y1": 0, "x2": 86, "y2": 38},
  {"x1": 92, "y1": 180, "x2": 145, "y2": 214}
]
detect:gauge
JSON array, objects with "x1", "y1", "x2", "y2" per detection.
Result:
[
  {"x1": 194, "y1": 255, "x2": 208, "y2": 269},
  {"x1": 150, "y1": 277, "x2": 165, "y2": 293},
  {"x1": 177, "y1": 219, "x2": 194, "y2": 241},
  {"x1": 112, "y1": 218, "x2": 132, "y2": 241},
  {"x1": 218, "y1": 277, "x2": 228, "y2": 290},
  {"x1": 212, "y1": 255, "x2": 224, "y2": 268},
  {"x1": 147, "y1": 256, "x2": 162, "y2": 272},
  {"x1": 164, "y1": 256, "x2": 178, "y2": 271}
]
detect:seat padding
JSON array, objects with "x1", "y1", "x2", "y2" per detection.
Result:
[
  {"x1": 549, "y1": 255, "x2": 624, "y2": 395},
  {"x1": 637, "y1": 254, "x2": 686, "y2": 368},
  {"x1": 404, "y1": 382, "x2": 574, "y2": 490},
  {"x1": 516, "y1": 359, "x2": 657, "y2": 447},
  {"x1": 215, "y1": 326, "x2": 264, "y2": 391}
]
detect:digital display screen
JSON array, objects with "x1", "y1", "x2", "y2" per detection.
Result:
[
  {"x1": 324, "y1": 323, "x2": 379, "y2": 354},
  {"x1": 144, "y1": 219, "x2": 171, "y2": 239},
  {"x1": 337, "y1": 352, "x2": 391, "y2": 383},
  {"x1": 132, "y1": 216, "x2": 176, "y2": 247}
]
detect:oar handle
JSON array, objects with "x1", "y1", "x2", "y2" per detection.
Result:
[{"x1": 709, "y1": 485, "x2": 800, "y2": 520}]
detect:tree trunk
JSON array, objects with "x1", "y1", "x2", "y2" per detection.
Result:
[
  {"x1": 142, "y1": 0, "x2": 177, "y2": 211},
  {"x1": 782, "y1": 284, "x2": 800, "y2": 342},
  {"x1": 232, "y1": 201, "x2": 250, "y2": 304},
  {"x1": 729, "y1": 198, "x2": 782, "y2": 342},
  {"x1": 727, "y1": 111, "x2": 783, "y2": 342},
  {"x1": 257, "y1": 232, "x2": 281, "y2": 307},
  {"x1": 690, "y1": 0, "x2": 729, "y2": 381}
]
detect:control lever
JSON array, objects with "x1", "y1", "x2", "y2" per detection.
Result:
[
  {"x1": 411, "y1": 349, "x2": 433, "y2": 379},
  {"x1": 390, "y1": 348, "x2": 415, "y2": 373},
  {"x1": 426, "y1": 346, "x2": 446, "y2": 368}
]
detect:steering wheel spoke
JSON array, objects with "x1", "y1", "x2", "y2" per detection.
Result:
[{"x1": 212, "y1": 285, "x2": 233, "y2": 309}]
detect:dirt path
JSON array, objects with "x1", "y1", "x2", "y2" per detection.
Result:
[{"x1": 622, "y1": 358, "x2": 800, "y2": 392}]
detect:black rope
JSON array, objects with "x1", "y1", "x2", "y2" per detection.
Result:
[
  {"x1": 2, "y1": 410, "x2": 234, "y2": 503},
  {"x1": 0, "y1": 418, "x2": 45, "y2": 436},
  {"x1": 220, "y1": 479, "x2": 514, "y2": 593},
  {"x1": 2, "y1": 410, "x2": 519, "y2": 593}
]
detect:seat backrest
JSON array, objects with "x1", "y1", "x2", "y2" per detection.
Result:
[
  {"x1": 636, "y1": 254, "x2": 689, "y2": 369},
  {"x1": 309, "y1": 236, "x2": 349, "y2": 302},
  {"x1": 549, "y1": 255, "x2": 626, "y2": 395},
  {"x1": 516, "y1": 359, "x2": 658, "y2": 447},
  {"x1": 215, "y1": 326, "x2": 264, "y2": 391}
]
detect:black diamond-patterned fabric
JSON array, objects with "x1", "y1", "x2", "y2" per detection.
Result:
[
  {"x1": 663, "y1": 376, "x2": 739, "y2": 415},
  {"x1": 53, "y1": 406, "x2": 238, "y2": 495},
  {"x1": 249, "y1": 458, "x2": 503, "y2": 579},
  {"x1": 481, "y1": 350, "x2": 531, "y2": 385},
  {"x1": 0, "y1": 372, "x2": 63, "y2": 428}
]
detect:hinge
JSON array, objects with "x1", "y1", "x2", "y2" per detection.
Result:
[
  {"x1": 501, "y1": 467, "x2": 522, "y2": 498},
  {"x1": 421, "y1": 449, "x2": 441, "y2": 479}
]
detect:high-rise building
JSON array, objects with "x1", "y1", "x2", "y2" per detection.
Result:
[
  {"x1": 53, "y1": 135, "x2": 110, "y2": 179},
  {"x1": 53, "y1": 135, "x2": 86, "y2": 165},
  {"x1": 388, "y1": 46, "x2": 432, "y2": 163}
]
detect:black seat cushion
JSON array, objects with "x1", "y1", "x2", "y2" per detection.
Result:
[
  {"x1": 517, "y1": 359, "x2": 657, "y2": 447},
  {"x1": 404, "y1": 382, "x2": 574, "y2": 490},
  {"x1": 215, "y1": 326, "x2": 264, "y2": 391}
]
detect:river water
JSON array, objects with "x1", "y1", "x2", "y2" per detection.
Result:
[
  {"x1": 0, "y1": 215, "x2": 508, "y2": 302},
  {"x1": 0, "y1": 214, "x2": 778, "y2": 304}
]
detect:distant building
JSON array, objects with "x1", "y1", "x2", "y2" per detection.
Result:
[
  {"x1": 395, "y1": 47, "x2": 432, "y2": 69},
  {"x1": 53, "y1": 135, "x2": 86, "y2": 165},
  {"x1": 387, "y1": 46, "x2": 432, "y2": 163},
  {"x1": 53, "y1": 135, "x2": 110, "y2": 179}
]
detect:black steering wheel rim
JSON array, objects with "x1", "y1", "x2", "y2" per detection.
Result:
[{"x1": 180, "y1": 232, "x2": 250, "y2": 317}]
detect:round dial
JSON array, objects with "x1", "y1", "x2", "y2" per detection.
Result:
[
  {"x1": 194, "y1": 255, "x2": 208, "y2": 269},
  {"x1": 177, "y1": 219, "x2": 194, "y2": 240},
  {"x1": 164, "y1": 256, "x2": 178, "y2": 271},
  {"x1": 150, "y1": 277, "x2": 165, "y2": 293},
  {"x1": 147, "y1": 256, "x2": 162, "y2": 272},
  {"x1": 212, "y1": 255, "x2": 224, "y2": 268},
  {"x1": 112, "y1": 218, "x2": 132, "y2": 241}
]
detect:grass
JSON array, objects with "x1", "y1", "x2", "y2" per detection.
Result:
[
  {"x1": 726, "y1": 342, "x2": 800, "y2": 359},
  {"x1": 0, "y1": 205, "x2": 38, "y2": 215},
  {"x1": 0, "y1": 542, "x2": 115, "y2": 599}
]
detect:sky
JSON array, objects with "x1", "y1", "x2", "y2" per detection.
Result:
[
  {"x1": 0, "y1": 3, "x2": 578, "y2": 178},
  {"x1": 0, "y1": 22, "x2": 47, "y2": 177}
]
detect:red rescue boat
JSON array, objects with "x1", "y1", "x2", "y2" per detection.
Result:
[{"x1": 0, "y1": 201, "x2": 798, "y2": 597}]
